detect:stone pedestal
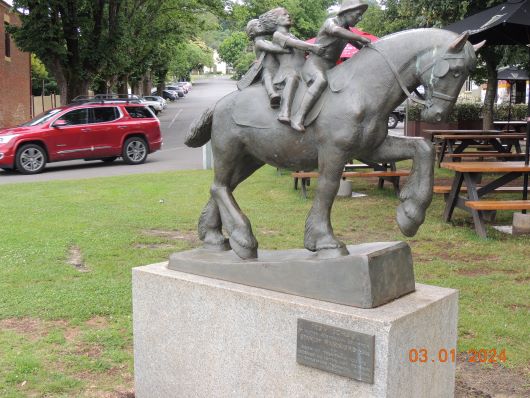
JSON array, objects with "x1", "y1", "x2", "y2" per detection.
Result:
[{"x1": 133, "y1": 262, "x2": 458, "y2": 398}]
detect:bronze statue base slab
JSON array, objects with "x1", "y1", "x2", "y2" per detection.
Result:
[{"x1": 168, "y1": 241, "x2": 415, "y2": 308}]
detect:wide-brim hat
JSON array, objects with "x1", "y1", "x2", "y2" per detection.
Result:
[{"x1": 338, "y1": 0, "x2": 368, "y2": 15}]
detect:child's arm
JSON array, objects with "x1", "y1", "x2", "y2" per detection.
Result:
[
  {"x1": 255, "y1": 38, "x2": 291, "y2": 54},
  {"x1": 329, "y1": 25, "x2": 371, "y2": 47},
  {"x1": 273, "y1": 32, "x2": 324, "y2": 55}
]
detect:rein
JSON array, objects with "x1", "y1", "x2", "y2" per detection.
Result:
[{"x1": 365, "y1": 43, "x2": 461, "y2": 108}]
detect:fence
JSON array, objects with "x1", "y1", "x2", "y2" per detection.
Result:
[{"x1": 31, "y1": 94, "x2": 61, "y2": 117}]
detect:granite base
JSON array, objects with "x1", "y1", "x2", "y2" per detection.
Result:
[{"x1": 133, "y1": 262, "x2": 458, "y2": 398}]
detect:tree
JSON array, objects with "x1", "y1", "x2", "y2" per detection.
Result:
[
  {"x1": 31, "y1": 55, "x2": 58, "y2": 96},
  {"x1": 218, "y1": 31, "x2": 249, "y2": 67},
  {"x1": 225, "y1": 0, "x2": 336, "y2": 39},
  {"x1": 171, "y1": 40, "x2": 214, "y2": 80},
  {"x1": 9, "y1": 0, "x2": 224, "y2": 103}
]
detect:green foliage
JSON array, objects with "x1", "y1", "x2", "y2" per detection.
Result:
[
  {"x1": 31, "y1": 55, "x2": 58, "y2": 96},
  {"x1": 407, "y1": 102, "x2": 483, "y2": 122},
  {"x1": 494, "y1": 104, "x2": 528, "y2": 121},
  {"x1": 233, "y1": 52, "x2": 256, "y2": 80},
  {"x1": 218, "y1": 31, "x2": 249, "y2": 67},
  {"x1": 8, "y1": 0, "x2": 225, "y2": 102},
  {"x1": 171, "y1": 40, "x2": 214, "y2": 81},
  {"x1": 225, "y1": 0, "x2": 335, "y2": 39}
]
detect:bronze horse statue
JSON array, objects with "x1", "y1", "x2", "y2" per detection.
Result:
[{"x1": 185, "y1": 29, "x2": 482, "y2": 260}]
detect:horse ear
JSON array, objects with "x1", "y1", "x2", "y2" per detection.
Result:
[
  {"x1": 473, "y1": 40, "x2": 486, "y2": 53},
  {"x1": 448, "y1": 31, "x2": 469, "y2": 53}
]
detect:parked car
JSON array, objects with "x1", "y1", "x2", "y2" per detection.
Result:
[
  {"x1": 388, "y1": 103, "x2": 406, "y2": 129},
  {"x1": 144, "y1": 96, "x2": 167, "y2": 112},
  {"x1": 158, "y1": 90, "x2": 177, "y2": 101},
  {"x1": 0, "y1": 100, "x2": 162, "y2": 174},
  {"x1": 140, "y1": 97, "x2": 164, "y2": 115},
  {"x1": 178, "y1": 81, "x2": 192, "y2": 91},
  {"x1": 166, "y1": 86, "x2": 186, "y2": 97}
]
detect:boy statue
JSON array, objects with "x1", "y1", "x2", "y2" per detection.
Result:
[{"x1": 290, "y1": 0, "x2": 371, "y2": 132}]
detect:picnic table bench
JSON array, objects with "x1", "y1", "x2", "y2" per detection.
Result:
[
  {"x1": 292, "y1": 163, "x2": 409, "y2": 198},
  {"x1": 440, "y1": 161, "x2": 530, "y2": 237}
]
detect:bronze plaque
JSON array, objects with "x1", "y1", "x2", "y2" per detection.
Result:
[{"x1": 296, "y1": 319, "x2": 375, "y2": 383}]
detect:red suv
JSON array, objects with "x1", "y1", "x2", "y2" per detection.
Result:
[{"x1": 0, "y1": 100, "x2": 162, "y2": 174}]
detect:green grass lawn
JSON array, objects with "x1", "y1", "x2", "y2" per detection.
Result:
[{"x1": 0, "y1": 165, "x2": 528, "y2": 396}]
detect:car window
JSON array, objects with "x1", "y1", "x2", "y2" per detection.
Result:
[
  {"x1": 57, "y1": 108, "x2": 89, "y2": 125},
  {"x1": 125, "y1": 106, "x2": 154, "y2": 119},
  {"x1": 91, "y1": 107, "x2": 120, "y2": 123},
  {"x1": 22, "y1": 109, "x2": 63, "y2": 126}
]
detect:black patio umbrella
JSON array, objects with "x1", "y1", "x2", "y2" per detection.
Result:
[
  {"x1": 497, "y1": 66, "x2": 529, "y2": 128},
  {"x1": 446, "y1": 0, "x2": 530, "y2": 204}
]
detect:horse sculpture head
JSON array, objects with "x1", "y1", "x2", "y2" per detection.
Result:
[{"x1": 416, "y1": 32, "x2": 484, "y2": 123}]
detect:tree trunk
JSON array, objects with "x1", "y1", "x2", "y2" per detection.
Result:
[
  {"x1": 116, "y1": 74, "x2": 128, "y2": 95},
  {"x1": 142, "y1": 72, "x2": 152, "y2": 96},
  {"x1": 46, "y1": 59, "x2": 68, "y2": 105},
  {"x1": 66, "y1": 77, "x2": 89, "y2": 104},
  {"x1": 482, "y1": 51, "x2": 499, "y2": 130},
  {"x1": 130, "y1": 80, "x2": 140, "y2": 95}
]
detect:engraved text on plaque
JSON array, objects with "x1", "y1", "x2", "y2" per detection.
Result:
[{"x1": 296, "y1": 319, "x2": 375, "y2": 383}]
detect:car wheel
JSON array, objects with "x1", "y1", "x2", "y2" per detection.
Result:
[
  {"x1": 122, "y1": 137, "x2": 148, "y2": 165},
  {"x1": 388, "y1": 113, "x2": 399, "y2": 129},
  {"x1": 15, "y1": 144, "x2": 47, "y2": 174},
  {"x1": 101, "y1": 157, "x2": 118, "y2": 163}
]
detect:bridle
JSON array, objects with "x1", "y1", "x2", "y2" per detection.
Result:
[{"x1": 365, "y1": 43, "x2": 466, "y2": 109}]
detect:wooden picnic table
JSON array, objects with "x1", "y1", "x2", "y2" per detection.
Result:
[
  {"x1": 429, "y1": 130, "x2": 525, "y2": 167},
  {"x1": 441, "y1": 161, "x2": 530, "y2": 237},
  {"x1": 493, "y1": 120, "x2": 527, "y2": 134}
]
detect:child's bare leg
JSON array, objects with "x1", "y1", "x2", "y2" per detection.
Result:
[
  {"x1": 278, "y1": 75, "x2": 300, "y2": 123},
  {"x1": 263, "y1": 71, "x2": 280, "y2": 108},
  {"x1": 291, "y1": 73, "x2": 327, "y2": 132}
]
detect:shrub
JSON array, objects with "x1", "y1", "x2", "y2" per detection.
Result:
[
  {"x1": 407, "y1": 102, "x2": 482, "y2": 122},
  {"x1": 494, "y1": 104, "x2": 527, "y2": 120}
]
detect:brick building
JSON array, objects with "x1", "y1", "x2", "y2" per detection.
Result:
[{"x1": 0, "y1": 0, "x2": 31, "y2": 128}]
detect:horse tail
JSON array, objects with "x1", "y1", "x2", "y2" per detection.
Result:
[{"x1": 185, "y1": 105, "x2": 214, "y2": 147}]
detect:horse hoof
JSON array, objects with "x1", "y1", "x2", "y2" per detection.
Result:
[
  {"x1": 397, "y1": 204, "x2": 421, "y2": 237},
  {"x1": 317, "y1": 246, "x2": 350, "y2": 259},
  {"x1": 229, "y1": 236, "x2": 258, "y2": 259},
  {"x1": 203, "y1": 239, "x2": 231, "y2": 252}
]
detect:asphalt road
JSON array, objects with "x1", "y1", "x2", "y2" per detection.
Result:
[
  {"x1": 0, "y1": 77, "x2": 405, "y2": 185},
  {"x1": 0, "y1": 77, "x2": 237, "y2": 185}
]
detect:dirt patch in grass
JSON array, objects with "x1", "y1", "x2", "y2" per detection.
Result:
[
  {"x1": 67, "y1": 245, "x2": 90, "y2": 272},
  {"x1": 133, "y1": 243, "x2": 176, "y2": 249},
  {"x1": 456, "y1": 268, "x2": 493, "y2": 277},
  {"x1": 85, "y1": 316, "x2": 109, "y2": 329},
  {"x1": 134, "y1": 229, "x2": 201, "y2": 249},
  {"x1": 0, "y1": 318, "x2": 46, "y2": 341},
  {"x1": 142, "y1": 229, "x2": 198, "y2": 241},
  {"x1": 514, "y1": 274, "x2": 530, "y2": 284},
  {"x1": 455, "y1": 354, "x2": 530, "y2": 397}
]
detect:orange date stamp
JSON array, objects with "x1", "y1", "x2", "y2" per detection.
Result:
[{"x1": 408, "y1": 348, "x2": 507, "y2": 364}]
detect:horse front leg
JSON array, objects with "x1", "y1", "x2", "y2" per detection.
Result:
[
  {"x1": 364, "y1": 135, "x2": 434, "y2": 236},
  {"x1": 304, "y1": 147, "x2": 349, "y2": 257}
]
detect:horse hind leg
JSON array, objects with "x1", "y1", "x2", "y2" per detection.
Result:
[
  {"x1": 209, "y1": 154, "x2": 264, "y2": 259},
  {"x1": 198, "y1": 198, "x2": 230, "y2": 251},
  {"x1": 363, "y1": 135, "x2": 434, "y2": 236}
]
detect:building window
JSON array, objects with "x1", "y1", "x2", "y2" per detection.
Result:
[{"x1": 4, "y1": 23, "x2": 11, "y2": 58}]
